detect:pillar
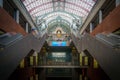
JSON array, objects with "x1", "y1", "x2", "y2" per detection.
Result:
[
  {"x1": 33, "y1": 52, "x2": 38, "y2": 66},
  {"x1": 99, "y1": 10, "x2": 102, "y2": 24},
  {"x1": 0, "y1": 0, "x2": 3, "y2": 7},
  {"x1": 26, "y1": 22, "x2": 28, "y2": 33},
  {"x1": 90, "y1": 22, "x2": 93, "y2": 33},
  {"x1": 116, "y1": 0, "x2": 120, "y2": 7},
  {"x1": 14, "y1": 10, "x2": 20, "y2": 23}
]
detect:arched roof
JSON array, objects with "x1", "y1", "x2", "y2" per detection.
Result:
[{"x1": 21, "y1": 0, "x2": 97, "y2": 33}]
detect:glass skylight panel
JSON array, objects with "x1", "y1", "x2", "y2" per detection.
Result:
[
  {"x1": 31, "y1": 5, "x2": 53, "y2": 17},
  {"x1": 31, "y1": 2, "x2": 35, "y2": 8},
  {"x1": 22, "y1": 0, "x2": 97, "y2": 26},
  {"x1": 65, "y1": 3, "x2": 82, "y2": 16},
  {"x1": 46, "y1": 17, "x2": 57, "y2": 24},
  {"x1": 29, "y1": 0, "x2": 34, "y2": 3},
  {"x1": 43, "y1": 12, "x2": 74, "y2": 21},
  {"x1": 65, "y1": 0, "x2": 96, "y2": 17},
  {"x1": 54, "y1": 2, "x2": 58, "y2": 6},
  {"x1": 23, "y1": 0, "x2": 28, "y2": 6},
  {"x1": 25, "y1": 1, "x2": 34, "y2": 9},
  {"x1": 60, "y1": 2, "x2": 63, "y2": 5},
  {"x1": 88, "y1": 0, "x2": 95, "y2": 6},
  {"x1": 26, "y1": 6, "x2": 29, "y2": 10},
  {"x1": 59, "y1": 7, "x2": 63, "y2": 11},
  {"x1": 65, "y1": 7, "x2": 84, "y2": 17},
  {"x1": 61, "y1": 16, "x2": 72, "y2": 24},
  {"x1": 61, "y1": 20, "x2": 69, "y2": 25},
  {"x1": 43, "y1": 12, "x2": 74, "y2": 24},
  {"x1": 24, "y1": 0, "x2": 53, "y2": 14},
  {"x1": 65, "y1": 8, "x2": 71, "y2": 14}
]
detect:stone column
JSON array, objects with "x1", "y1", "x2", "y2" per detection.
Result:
[
  {"x1": 116, "y1": 0, "x2": 120, "y2": 7},
  {"x1": 14, "y1": 10, "x2": 19, "y2": 23},
  {"x1": 90, "y1": 22, "x2": 93, "y2": 33},
  {"x1": 99, "y1": 10, "x2": 102, "y2": 24},
  {"x1": 26, "y1": 22, "x2": 28, "y2": 33},
  {"x1": 0, "y1": 0, "x2": 3, "y2": 7}
]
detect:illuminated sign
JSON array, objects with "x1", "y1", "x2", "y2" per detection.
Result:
[{"x1": 51, "y1": 41, "x2": 66, "y2": 46}]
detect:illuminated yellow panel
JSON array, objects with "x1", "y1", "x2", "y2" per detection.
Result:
[
  {"x1": 79, "y1": 54, "x2": 82, "y2": 66},
  {"x1": 36, "y1": 74, "x2": 38, "y2": 80},
  {"x1": 80, "y1": 74, "x2": 82, "y2": 80},
  {"x1": 36, "y1": 53, "x2": 38, "y2": 66},
  {"x1": 20, "y1": 59, "x2": 24, "y2": 68},
  {"x1": 84, "y1": 76, "x2": 88, "y2": 80},
  {"x1": 30, "y1": 76, "x2": 33, "y2": 80},
  {"x1": 30, "y1": 56, "x2": 33, "y2": 66},
  {"x1": 94, "y1": 59, "x2": 98, "y2": 68},
  {"x1": 84, "y1": 57, "x2": 88, "y2": 66}
]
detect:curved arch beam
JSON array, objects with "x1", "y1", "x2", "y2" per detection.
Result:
[
  {"x1": 32, "y1": 6, "x2": 86, "y2": 18},
  {"x1": 45, "y1": 15, "x2": 73, "y2": 24},
  {"x1": 65, "y1": 6, "x2": 87, "y2": 16},
  {"x1": 47, "y1": 19, "x2": 70, "y2": 26},
  {"x1": 36, "y1": 11, "x2": 80, "y2": 21},
  {"x1": 66, "y1": 1, "x2": 90, "y2": 13},
  {"x1": 24, "y1": 0, "x2": 91, "y2": 14},
  {"x1": 31, "y1": 6, "x2": 53, "y2": 16},
  {"x1": 47, "y1": 19, "x2": 70, "y2": 28},
  {"x1": 28, "y1": 1, "x2": 52, "y2": 13}
]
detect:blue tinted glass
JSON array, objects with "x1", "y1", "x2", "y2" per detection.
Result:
[{"x1": 51, "y1": 41, "x2": 66, "y2": 46}]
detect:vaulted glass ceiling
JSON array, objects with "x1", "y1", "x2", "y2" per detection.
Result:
[{"x1": 21, "y1": 0, "x2": 97, "y2": 33}]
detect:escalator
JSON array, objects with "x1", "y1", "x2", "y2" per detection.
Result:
[
  {"x1": 0, "y1": 33, "x2": 47, "y2": 80},
  {"x1": 71, "y1": 33, "x2": 120, "y2": 80}
]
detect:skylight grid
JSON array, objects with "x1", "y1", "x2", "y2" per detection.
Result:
[
  {"x1": 61, "y1": 20, "x2": 70, "y2": 25},
  {"x1": 47, "y1": 17, "x2": 56, "y2": 23},
  {"x1": 65, "y1": 5, "x2": 85, "y2": 17},
  {"x1": 76, "y1": 12, "x2": 83, "y2": 17},
  {"x1": 29, "y1": 2, "x2": 35, "y2": 10},
  {"x1": 34, "y1": 8, "x2": 52, "y2": 17},
  {"x1": 23, "y1": 0, "x2": 30, "y2": 6},
  {"x1": 86, "y1": 4, "x2": 92, "y2": 11},
  {"x1": 43, "y1": 12, "x2": 74, "y2": 21},
  {"x1": 54, "y1": 1, "x2": 58, "y2": 6},
  {"x1": 66, "y1": 7, "x2": 85, "y2": 17},
  {"x1": 42, "y1": 12, "x2": 74, "y2": 24},
  {"x1": 66, "y1": 0, "x2": 95, "y2": 12},
  {"x1": 61, "y1": 16, "x2": 72, "y2": 24},
  {"x1": 60, "y1": 2, "x2": 64, "y2": 6},
  {"x1": 30, "y1": 3, "x2": 53, "y2": 16},
  {"x1": 82, "y1": 2, "x2": 90, "y2": 11},
  {"x1": 22, "y1": 0, "x2": 97, "y2": 26},
  {"x1": 22, "y1": 0, "x2": 96, "y2": 18},
  {"x1": 27, "y1": 1, "x2": 52, "y2": 12},
  {"x1": 65, "y1": 7, "x2": 72, "y2": 14},
  {"x1": 31, "y1": 3, "x2": 52, "y2": 12},
  {"x1": 79, "y1": 0, "x2": 92, "y2": 7},
  {"x1": 87, "y1": 0, "x2": 95, "y2": 6},
  {"x1": 46, "y1": 16, "x2": 72, "y2": 25},
  {"x1": 46, "y1": 16, "x2": 57, "y2": 24},
  {"x1": 26, "y1": 5, "x2": 30, "y2": 10},
  {"x1": 66, "y1": 2, "x2": 89, "y2": 12}
]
